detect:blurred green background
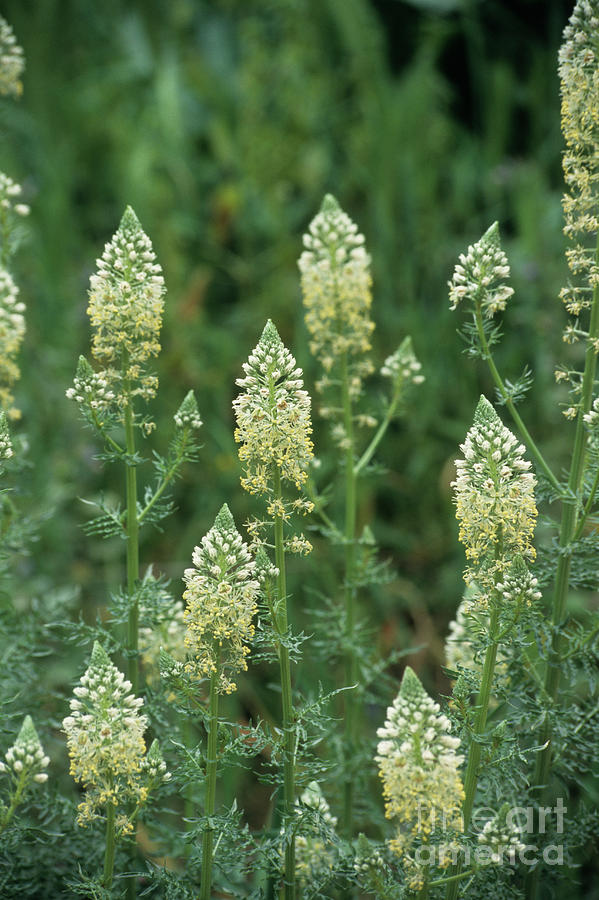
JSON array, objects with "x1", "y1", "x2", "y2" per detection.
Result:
[{"x1": 0, "y1": 0, "x2": 576, "y2": 695}]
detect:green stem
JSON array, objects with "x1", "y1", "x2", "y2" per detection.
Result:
[
  {"x1": 137, "y1": 428, "x2": 189, "y2": 525},
  {"x1": 273, "y1": 467, "x2": 296, "y2": 900},
  {"x1": 341, "y1": 353, "x2": 358, "y2": 840},
  {"x1": 304, "y1": 477, "x2": 337, "y2": 533},
  {"x1": 103, "y1": 801, "x2": 116, "y2": 888},
  {"x1": 183, "y1": 716, "x2": 195, "y2": 858},
  {"x1": 353, "y1": 397, "x2": 397, "y2": 477},
  {"x1": 125, "y1": 401, "x2": 140, "y2": 694},
  {"x1": 200, "y1": 672, "x2": 219, "y2": 900},
  {"x1": 445, "y1": 603, "x2": 500, "y2": 900},
  {"x1": 90, "y1": 407, "x2": 125, "y2": 456},
  {"x1": 429, "y1": 868, "x2": 477, "y2": 888},
  {"x1": 572, "y1": 461, "x2": 599, "y2": 541},
  {"x1": 124, "y1": 399, "x2": 139, "y2": 900},
  {"x1": 525, "y1": 236, "x2": 599, "y2": 900},
  {"x1": 473, "y1": 303, "x2": 560, "y2": 493},
  {"x1": 0, "y1": 770, "x2": 28, "y2": 832}
]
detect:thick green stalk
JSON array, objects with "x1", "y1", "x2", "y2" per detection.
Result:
[
  {"x1": 103, "y1": 801, "x2": 116, "y2": 888},
  {"x1": 200, "y1": 672, "x2": 219, "y2": 900},
  {"x1": 341, "y1": 353, "x2": 358, "y2": 839},
  {"x1": 445, "y1": 603, "x2": 500, "y2": 900},
  {"x1": 124, "y1": 401, "x2": 140, "y2": 694},
  {"x1": 124, "y1": 399, "x2": 139, "y2": 900},
  {"x1": 525, "y1": 239, "x2": 599, "y2": 900},
  {"x1": 273, "y1": 467, "x2": 296, "y2": 900}
]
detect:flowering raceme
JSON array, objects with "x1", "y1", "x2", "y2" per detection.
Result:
[
  {"x1": 182, "y1": 504, "x2": 259, "y2": 694},
  {"x1": 299, "y1": 194, "x2": 374, "y2": 390},
  {"x1": 0, "y1": 17, "x2": 24, "y2": 97},
  {"x1": 0, "y1": 268, "x2": 25, "y2": 418},
  {"x1": 62, "y1": 642, "x2": 169, "y2": 832},
  {"x1": 448, "y1": 222, "x2": 514, "y2": 317},
  {"x1": 292, "y1": 782, "x2": 338, "y2": 887},
  {"x1": 452, "y1": 396, "x2": 537, "y2": 587},
  {"x1": 558, "y1": 0, "x2": 599, "y2": 319},
  {"x1": 233, "y1": 319, "x2": 313, "y2": 501},
  {"x1": 86, "y1": 206, "x2": 165, "y2": 404},
  {"x1": 376, "y1": 667, "x2": 464, "y2": 883}
]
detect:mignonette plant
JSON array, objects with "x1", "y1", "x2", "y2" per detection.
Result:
[
  {"x1": 298, "y1": 194, "x2": 425, "y2": 843},
  {"x1": 65, "y1": 206, "x2": 202, "y2": 894},
  {"x1": 62, "y1": 642, "x2": 170, "y2": 888},
  {"x1": 1, "y1": 2, "x2": 599, "y2": 899}
]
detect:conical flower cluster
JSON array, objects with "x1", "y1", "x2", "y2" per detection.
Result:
[
  {"x1": 448, "y1": 222, "x2": 513, "y2": 317},
  {"x1": 292, "y1": 781, "x2": 338, "y2": 887},
  {"x1": 558, "y1": 0, "x2": 599, "y2": 320},
  {"x1": 0, "y1": 17, "x2": 24, "y2": 97},
  {"x1": 62, "y1": 642, "x2": 169, "y2": 831},
  {"x1": 495, "y1": 555, "x2": 542, "y2": 606},
  {"x1": 0, "y1": 716, "x2": 49, "y2": 830},
  {"x1": 140, "y1": 599, "x2": 187, "y2": 686},
  {"x1": 452, "y1": 396, "x2": 537, "y2": 588},
  {"x1": 0, "y1": 265, "x2": 26, "y2": 419},
  {"x1": 174, "y1": 389, "x2": 203, "y2": 431},
  {"x1": 380, "y1": 336, "x2": 425, "y2": 395},
  {"x1": 86, "y1": 206, "x2": 165, "y2": 405},
  {"x1": 233, "y1": 320, "x2": 314, "y2": 500},
  {"x1": 376, "y1": 667, "x2": 464, "y2": 861},
  {"x1": 65, "y1": 355, "x2": 116, "y2": 421},
  {"x1": 182, "y1": 504, "x2": 259, "y2": 694},
  {"x1": 299, "y1": 194, "x2": 374, "y2": 394},
  {"x1": 478, "y1": 805, "x2": 525, "y2": 864},
  {"x1": 0, "y1": 715, "x2": 48, "y2": 786}
]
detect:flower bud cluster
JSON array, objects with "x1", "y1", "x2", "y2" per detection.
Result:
[
  {"x1": 174, "y1": 389, "x2": 203, "y2": 430},
  {"x1": 62, "y1": 642, "x2": 169, "y2": 830},
  {"x1": 182, "y1": 504, "x2": 259, "y2": 693},
  {"x1": 140, "y1": 600, "x2": 186, "y2": 686},
  {"x1": 65, "y1": 355, "x2": 116, "y2": 417},
  {"x1": 0, "y1": 411, "x2": 12, "y2": 461},
  {"x1": 583, "y1": 395, "x2": 599, "y2": 437},
  {"x1": 448, "y1": 222, "x2": 513, "y2": 316},
  {"x1": 0, "y1": 173, "x2": 29, "y2": 220},
  {"x1": 0, "y1": 17, "x2": 24, "y2": 98},
  {"x1": 299, "y1": 194, "x2": 374, "y2": 396},
  {"x1": 233, "y1": 320, "x2": 314, "y2": 505},
  {"x1": 291, "y1": 782, "x2": 338, "y2": 886},
  {"x1": 445, "y1": 595, "x2": 478, "y2": 673},
  {"x1": 445, "y1": 594, "x2": 510, "y2": 686},
  {"x1": 452, "y1": 396, "x2": 537, "y2": 588},
  {"x1": 558, "y1": 0, "x2": 599, "y2": 319},
  {"x1": 495, "y1": 556, "x2": 542, "y2": 606},
  {"x1": 376, "y1": 667, "x2": 464, "y2": 861},
  {"x1": 478, "y1": 806, "x2": 526, "y2": 864},
  {"x1": 0, "y1": 267, "x2": 25, "y2": 417},
  {"x1": 353, "y1": 835, "x2": 385, "y2": 877},
  {"x1": 380, "y1": 336, "x2": 425, "y2": 396},
  {"x1": 0, "y1": 716, "x2": 49, "y2": 786},
  {"x1": 87, "y1": 206, "x2": 165, "y2": 405}
]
